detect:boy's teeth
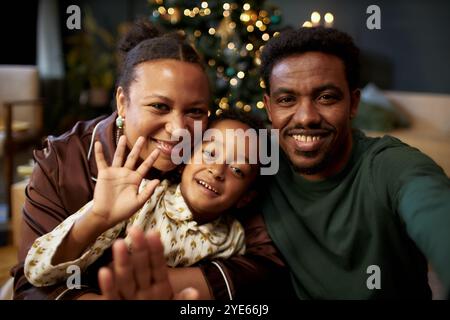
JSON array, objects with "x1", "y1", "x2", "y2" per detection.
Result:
[
  {"x1": 198, "y1": 180, "x2": 218, "y2": 194},
  {"x1": 292, "y1": 135, "x2": 321, "y2": 142}
]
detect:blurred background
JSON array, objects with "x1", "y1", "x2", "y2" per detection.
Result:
[{"x1": 0, "y1": 0, "x2": 449, "y2": 283}]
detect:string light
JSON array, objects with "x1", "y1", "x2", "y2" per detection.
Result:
[
  {"x1": 216, "y1": 109, "x2": 223, "y2": 116},
  {"x1": 237, "y1": 71, "x2": 245, "y2": 79},
  {"x1": 243, "y1": 3, "x2": 251, "y2": 11},
  {"x1": 236, "y1": 101, "x2": 244, "y2": 109},
  {"x1": 223, "y1": 10, "x2": 230, "y2": 17},
  {"x1": 263, "y1": 17, "x2": 271, "y2": 24},
  {"x1": 155, "y1": 0, "x2": 163, "y2": 4},
  {"x1": 247, "y1": 25, "x2": 254, "y2": 32},
  {"x1": 208, "y1": 27, "x2": 216, "y2": 35},
  {"x1": 246, "y1": 43, "x2": 254, "y2": 51},
  {"x1": 262, "y1": 33, "x2": 270, "y2": 41},
  {"x1": 229, "y1": 22, "x2": 236, "y2": 29},
  {"x1": 259, "y1": 25, "x2": 267, "y2": 31},
  {"x1": 204, "y1": 8, "x2": 211, "y2": 15},
  {"x1": 192, "y1": 7, "x2": 200, "y2": 14},
  {"x1": 260, "y1": 80, "x2": 266, "y2": 88},
  {"x1": 243, "y1": 105, "x2": 251, "y2": 112},
  {"x1": 257, "y1": 101, "x2": 265, "y2": 109},
  {"x1": 240, "y1": 13, "x2": 250, "y2": 22},
  {"x1": 227, "y1": 42, "x2": 236, "y2": 50},
  {"x1": 158, "y1": 6, "x2": 166, "y2": 14},
  {"x1": 273, "y1": 31, "x2": 280, "y2": 37},
  {"x1": 303, "y1": 21, "x2": 313, "y2": 27},
  {"x1": 183, "y1": 9, "x2": 190, "y2": 16},
  {"x1": 230, "y1": 78, "x2": 238, "y2": 86},
  {"x1": 201, "y1": 1, "x2": 208, "y2": 9},
  {"x1": 255, "y1": 21, "x2": 263, "y2": 28},
  {"x1": 208, "y1": 59, "x2": 216, "y2": 66},
  {"x1": 167, "y1": 7, "x2": 175, "y2": 15},
  {"x1": 223, "y1": 3, "x2": 230, "y2": 10},
  {"x1": 194, "y1": 30, "x2": 202, "y2": 37},
  {"x1": 311, "y1": 11, "x2": 321, "y2": 25}
]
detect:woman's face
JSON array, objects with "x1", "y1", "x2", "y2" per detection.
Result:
[{"x1": 117, "y1": 59, "x2": 210, "y2": 172}]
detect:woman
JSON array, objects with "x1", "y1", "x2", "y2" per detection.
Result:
[{"x1": 12, "y1": 20, "x2": 289, "y2": 300}]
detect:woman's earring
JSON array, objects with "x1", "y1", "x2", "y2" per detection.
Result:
[{"x1": 116, "y1": 115, "x2": 125, "y2": 145}]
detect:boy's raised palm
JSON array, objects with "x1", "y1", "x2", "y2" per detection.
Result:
[{"x1": 91, "y1": 135, "x2": 161, "y2": 229}]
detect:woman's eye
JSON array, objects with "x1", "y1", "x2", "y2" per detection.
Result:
[
  {"x1": 188, "y1": 108, "x2": 207, "y2": 118},
  {"x1": 150, "y1": 103, "x2": 170, "y2": 111}
]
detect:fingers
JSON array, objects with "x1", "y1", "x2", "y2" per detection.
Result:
[
  {"x1": 175, "y1": 287, "x2": 200, "y2": 300},
  {"x1": 145, "y1": 231, "x2": 168, "y2": 284},
  {"x1": 137, "y1": 179, "x2": 160, "y2": 205},
  {"x1": 124, "y1": 136, "x2": 145, "y2": 170},
  {"x1": 98, "y1": 267, "x2": 119, "y2": 300},
  {"x1": 112, "y1": 239, "x2": 136, "y2": 299},
  {"x1": 128, "y1": 227, "x2": 151, "y2": 293},
  {"x1": 111, "y1": 135, "x2": 127, "y2": 167},
  {"x1": 136, "y1": 148, "x2": 160, "y2": 177},
  {"x1": 94, "y1": 141, "x2": 108, "y2": 170}
]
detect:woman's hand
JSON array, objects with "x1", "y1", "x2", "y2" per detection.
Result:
[
  {"x1": 90, "y1": 135, "x2": 161, "y2": 230},
  {"x1": 97, "y1": 227, "x2": 199, "y2": 300}
]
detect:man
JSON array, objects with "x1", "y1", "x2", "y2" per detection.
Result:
[{"x1": 261, "y1": 27, "x2": 450, "y2": 299}]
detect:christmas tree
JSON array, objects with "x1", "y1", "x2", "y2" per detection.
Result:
[{"x1": 148, "y1": 0, "x2": 282, "y2": 120}]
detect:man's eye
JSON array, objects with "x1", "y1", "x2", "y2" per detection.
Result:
[
  {"x1": 150, "y1": 103, "x2": 170, "y2": 111},
  {"x1": 318, "y1": 94, "x2": 338, "y2": 104},
  {"x1": 277, "y1": 96, "x2": 295, "y2": 105}
]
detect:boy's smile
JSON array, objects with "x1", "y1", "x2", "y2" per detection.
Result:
[{"x1": 180, "y1": 119, "x2": 258, "y2": 224}]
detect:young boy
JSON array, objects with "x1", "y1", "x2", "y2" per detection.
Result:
[{"x1": 25, "y1": 110, "x2": 265, "y2": 287}]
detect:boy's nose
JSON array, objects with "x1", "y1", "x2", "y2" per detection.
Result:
[{"x1": 208, "y1": 167, "x2": 225, "y2": 181}]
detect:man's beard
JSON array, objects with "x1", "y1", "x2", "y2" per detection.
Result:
[{"x1": 290, "y1": 149, "x2": 334, "y2": 175}]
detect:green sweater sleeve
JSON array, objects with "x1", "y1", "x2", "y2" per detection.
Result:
[{"x1": 373, "y1": 141, "x2": 450, "y2": 295}]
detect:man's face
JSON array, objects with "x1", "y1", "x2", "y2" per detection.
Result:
[{"x1": 264, "y1": 52, "x2": 360, "y2": 180}]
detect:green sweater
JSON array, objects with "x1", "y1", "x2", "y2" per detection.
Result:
[{"x1": 262, "y1": 130, "x2": 450, "y2": 299}]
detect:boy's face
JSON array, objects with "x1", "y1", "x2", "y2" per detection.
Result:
[{"x1": 180, "y1": 119, "x2": 259, "y2": 223}]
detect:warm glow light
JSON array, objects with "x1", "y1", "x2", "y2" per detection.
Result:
[
  {"x1": 237, "y1": 71, "x2": 245, "y2": 79},
  {"x1": 236, "y1": 101, "x2": 244, "y2": 109},
  {"x1": 243, "y1": 3, "x2": 251, "y2": 11},
  {"x1": 325, "y1": 12, "x2": 334, "y2": 23},
  {"x1": 246, "y1": 43, "x2": 254, "y2": 51},
  {"x1": 243, "y1": 105, "x2": 251, "y2": 112},
  {"x1": 255, "y1": 57, "x2": 261, "y2": 65},
  {"x1": 262, "y1": 33, "x2": 270, "y2": 41},
  {"x1": 201, "y1": 1, "x2": 208, "y2": 9},
  {"x1": 192, "y1": 7, "x2": 199, "y2": 14},
  {"x1": 183, "y1": 9, "x2": 190, "y2": 16},
  {"x1": 259, "y1": 25, "x2": 267, "y2": 31},
  {"x1": 257, "y1": 101, "x2": 265, "y2": 109},
  {"x1": 247, "y1": 25, "x2": 254, "y2": 32},
  {"x1": 167, "y1": 7, "x2": 175, "y2": 15},
  {"x1": 303, "y1": 21, "x2": 313, "y2": 28},
  {"x1": 260, "y1": 80, "x2": 266, "y2": 88},
  {"x1": 240, "y1": 13, "x2": 250, "y2": 22},
  {"x1": 311, "y1": 11, "x2": 321, "y2": 24},
  {"x1": 208, "y1": 27, "x2": 216, "y2": 35},
  {"x1": 230, "y1": 78, "x2": 238, "y2": 86},
  {"x1": 227, "y1": 42, "x2": 235, "y2": 50},
  {"x1": 229, "y1": 22, "x2": 236, "y2": 29},
  {"x1": 208, "y1": 59, "x2": 216, "y2": 66},
  {"x1": 204, "y1": 8, "x2": 211, "y2": 15},
  {"x1": 273, "y1": 31, "x2": 280, "y2": 37},
  {"x1": 194, "y1": 30, "x2": 202, "y2": 37},
  {"x1": 223, "y1": 10, "x2": 230, "y2": 17},
  {"x1": 255, "y1": 20, "x2": 263, "y2": 28},
  {"x1": 263, "y1": 17, "x2": 271, "y2": 24},
  {"x1": 223, "y1": 3, "x2": 230, "y2": 10},
  {"x1": 158, "y1": 6, "x2": 166, "y2": 14}
]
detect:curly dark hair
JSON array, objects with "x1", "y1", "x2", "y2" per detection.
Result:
[
  {"x1": 210, "y1": 108, "x2": 266, "y2": 132},
  {"x1": 116, "y1": 19, "x2": 206, "y2": 97},
  {"x1": 261, "y1": 27, "x2": 360, "y2": 93}
]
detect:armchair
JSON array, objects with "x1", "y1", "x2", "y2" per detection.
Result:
[{"x1": 0, "y1": 65, "x2": 44, "y2": 218}]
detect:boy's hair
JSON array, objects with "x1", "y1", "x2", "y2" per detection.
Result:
[
  {"x1": 261, "y1": 26, "x2": 360, "y2": 93},
  {"x1": 210, "y1": 108, "x2": 266, "y2": 132}
]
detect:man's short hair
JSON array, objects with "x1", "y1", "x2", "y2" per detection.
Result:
[{"x1": 261, "y1": 27, "x2": 360, "y2": 93}]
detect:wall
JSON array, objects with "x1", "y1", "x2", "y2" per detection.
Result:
[{"x1": 276, "y1": 0, "x2": 450, "y2": 94}]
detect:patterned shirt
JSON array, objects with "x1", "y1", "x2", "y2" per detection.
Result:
[{"x1": 25, "y1": 179, "x2": 245, "y2": 287}]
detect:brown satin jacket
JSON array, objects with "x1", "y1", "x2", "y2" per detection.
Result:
[{"x1": 11, "y1": 112, "x2": 292, "y2": 300}]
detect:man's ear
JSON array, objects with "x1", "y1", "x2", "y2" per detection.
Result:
[
  {"x1": 236, "y1": 190, "x2": 258, "y2": 209},
  {"x1": 116, "y1": 86, "x2": 128, "y2": 117},
  {"x1": 263, "y1": 93, "x2": 272, "y2": 122},
  {"x1": 350, "y1": 88, "x2": 361, "y2": 119}
]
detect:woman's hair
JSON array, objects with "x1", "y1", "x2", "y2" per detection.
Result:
[{"x1": 116, "y1": 19, "x2": 205, "y2": 97}]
